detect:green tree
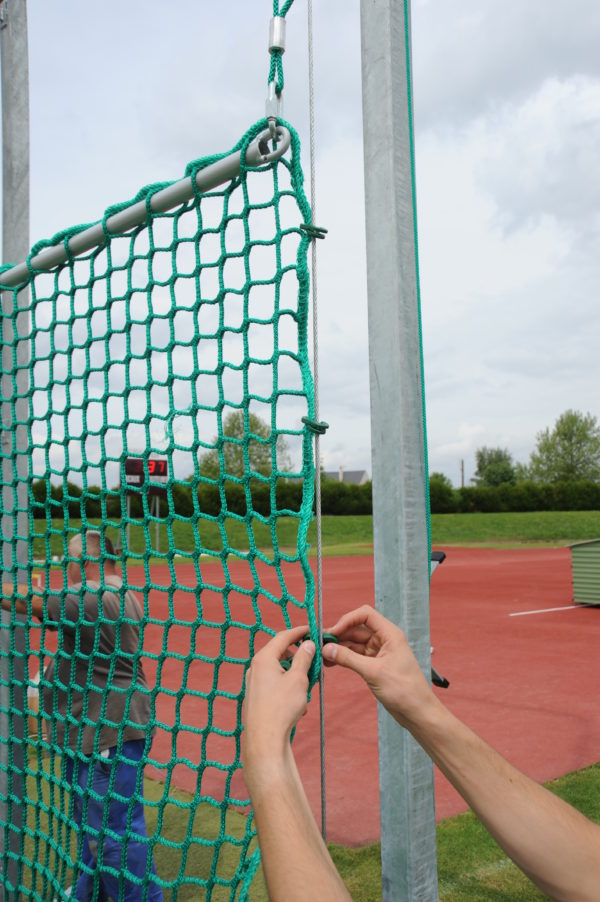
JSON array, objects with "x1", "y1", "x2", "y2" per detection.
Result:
[
  {"x1": 31, "y1": 479, "x2": 62, "y2": 518},
  {"x1": 514, "y1": 461, "x2": 531, "y2": 482},
  {"x1": 529, "y1": 410, "x2": 600, "y2": 483},
  {"x1": 199, "y1": 410, "x2": 291, "y2": 479},
  {"x1": 429, "y1": 472, "x2": 459, "y2": 513},
  {"x1": 472, "y1": 447, "x2": 516, "y2": 486}
]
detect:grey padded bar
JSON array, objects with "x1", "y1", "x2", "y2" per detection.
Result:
[{"x1": 0, "y1": 126, "x2": 292, "y2": 289}]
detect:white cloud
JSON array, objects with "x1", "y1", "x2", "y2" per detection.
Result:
[
  {"x1": 7, "y1": 1, "x2": 600, "y2": 488},
  {"x1": 413, "y1": 0, "x2": 600, "y2": 128},
  {"x1": 433, "y1": 423, "x2": 486, "y2": 459},
  {"x1": 415, "y1": 64, "x2": 600, "y2": 482},
  {"x1": 478, "y1": 76, "x2": 600, "y2": 233}
]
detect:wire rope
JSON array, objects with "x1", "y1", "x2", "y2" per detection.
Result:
[{"x1": 306, "y1": 0, "x2": 327, "y2": 842}]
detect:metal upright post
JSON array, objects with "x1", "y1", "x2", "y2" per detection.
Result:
[
  {"x1": 127, "y1": 494, "x2": 131, "y2": 555},
  {"x1": 360, "y1": 1, "x2": 438, "y2": 899},
  {"x1": 0, "y1": 0, "x2": 30, "y2": 897},
  {"x1": 154, "y1": 494, "x2": 159, "y2": 555}
]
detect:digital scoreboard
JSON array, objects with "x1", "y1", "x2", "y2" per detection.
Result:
[{"x1": 124, "y1": 457, "x2": 169, "y2": 495}]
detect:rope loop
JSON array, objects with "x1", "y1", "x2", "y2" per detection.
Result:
[{"x1": 267, "y1": 0, "x2": 296, "y2": 95}]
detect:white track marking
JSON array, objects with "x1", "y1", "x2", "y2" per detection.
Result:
[{"x1": 509, "y1": 604, "x2": 581, "y2": 618}]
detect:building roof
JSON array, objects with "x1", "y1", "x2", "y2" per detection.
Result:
[{"x1": 324, "y1": 469, "x2": 370, "y2": 485}]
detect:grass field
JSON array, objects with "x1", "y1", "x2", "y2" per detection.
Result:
[
  {"x1": 322, "y1": 763, "x2": 600, "y2": 901},
  {"x1": 430, "y1": 509, "x2": 600, "y2": 548},
  {"x1": 22, "y1": 755, "x2": 257, "y2": 901},
  {"x1": 24, "y1": 508, "x2": 600, "y2": 898},
  {"x1": 145, "y1": 762, "x2": 600, "y2": 900},
  {"x1": 22, "y1": 757, "x2": 600, "y2": 900},
  {"x1": 31, "y1": 509, "x2": 600, "y2": 562}
]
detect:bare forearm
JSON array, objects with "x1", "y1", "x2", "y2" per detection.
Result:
[
  {"x1": 245, "y1": 747, "x2": 351, "y2": 902},
  {"x1": 324, "y1": 607, "x2": 600, "y2": 899},
  {"x1": 1, "y1": 583, "x2": 44, "y2": 619},
  {"x1": 408, "y1": 700, "x2": 600, "y2": 901}
]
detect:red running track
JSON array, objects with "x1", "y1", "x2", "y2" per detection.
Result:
[
  {"x1": 306, "y1": 547, "x2": 600, "y2": 844},
  {"x1": 36, "y1": 547, "x2": 600, "y2": 845}
]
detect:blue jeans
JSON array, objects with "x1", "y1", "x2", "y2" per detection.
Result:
[{"x1": 65, "y1": 740, "x2": 163, "y2": 901}]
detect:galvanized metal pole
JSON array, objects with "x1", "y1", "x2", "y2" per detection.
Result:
[
  {"x1": 155, "y1": 494, "x2": 159, "y2": 555},
  {"x1": 0, "y1": 0, "x2": 30, "y2": 896},
  {"x1": 360, "y1": 1, "x2": 438, "y2": 899},
  {"x1": 127, "y1": 495, "x2": 131, "y2": 554}
]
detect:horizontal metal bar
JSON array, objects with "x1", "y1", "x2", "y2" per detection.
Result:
[{"x1": 0, "y1": 126, "x2": 292, "y2": 289}]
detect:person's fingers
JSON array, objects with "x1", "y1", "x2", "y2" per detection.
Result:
[
  {"x1": 338, "y1": 640, "x2": 371, "y2": 656},
  {"x1": 327, "y1": 604, "x2": 374, "y2": 632},
  {"x1": 256, "y1": 625, "x2": 309, "y2": 661},
  {"x1": 321, "y1": 640, "x2": 373, "y2": 679},
  {"x1": 330, "y1": 627, "x2": 373, "y2": 647},
  {"x1": 290, "y1": 640, "x2": 316, "y2": 675},
  {"x1": 328, "y1": 605, "x2": 391, "y2": 639},
  {"x1": 322, "y1": 638, "x2": 372, "y2": 665}
]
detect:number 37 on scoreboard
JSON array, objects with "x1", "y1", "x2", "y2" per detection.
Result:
[{"x1": 123, "y1": 457, "x2": 169, "y2": 496}]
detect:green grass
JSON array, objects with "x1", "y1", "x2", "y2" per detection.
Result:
[
  {"x1": 20, "y1": 508, "x2": 600, "y2": 899},
  {"x1": 29, "y1": 514, "x2": 376, "y2": 562},
  {"x1": 22, "y1": 752, "x2": 262, "y2": 901},
  {"x1": 144, "y1": 781, "x2": 261, "y2": 901},
  {"x1": 430, "y1": 510, "x2": 600, "y2": 548},
  {"x1": 20, "y1": 761, "x2": 600, "y2": 899},
  {"x1": 29, "y1": 510, "x2": 600, "y2": 564},
  {"x1": 124, "y1": 763, "x2": 600, "y2": 899},
  {"x1": 326, "y1": 763, "x2": 600, "y2": 901}
]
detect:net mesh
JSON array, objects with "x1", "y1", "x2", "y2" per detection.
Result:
[{"x1": 0, "y1": 118, "x2": 318, "y2": 900}]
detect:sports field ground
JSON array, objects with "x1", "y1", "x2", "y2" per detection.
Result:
[{"x1": 32, "y1": 539, "x2": 600, "y2": 845}]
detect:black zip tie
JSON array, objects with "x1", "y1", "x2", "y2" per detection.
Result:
[
  {"x1": 300, "y1": 223, "x2": 328, "y2": 240},
  {"x1": 302, "y1": 417, "x2": 329, "y2": 435}
]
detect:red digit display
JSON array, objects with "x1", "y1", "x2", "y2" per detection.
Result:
[{"x1": 124, "y1": 457, "x2": 168, "y2": 477}]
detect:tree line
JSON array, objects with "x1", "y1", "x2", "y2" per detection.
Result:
[
  {"x1": 431, "y1": 409, "x2": 600, "y2": 513},
  {"x1": 30, "y1": 476, "x2": 373, "y2": 521},
  {"x1": 32, "y1": 473, "x2": 600, "y2": 521},
  {"x1": 469, "y1": 410, "x2": 600, "y2": 486},
  {"x1": 29, "y1": 409, "x2": 600, "y2": 520},
  {"x1": 429, "y1": 478, "x2": 600, "y2": 514}
]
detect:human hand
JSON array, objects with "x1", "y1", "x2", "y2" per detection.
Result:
[
  {"x1": 1, "y1": 583, "x2": 32, "y2": 615},
  {"x1": 321, "y1": 605, "x2": 437, "y2": 730},
  {"x1": 243, "y1": 625, "x2": 316, "y2": 774}
]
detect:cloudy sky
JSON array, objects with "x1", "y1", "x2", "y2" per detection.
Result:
[{"x1": 16, "y1": 0, "x2": 600, "y2": 485}]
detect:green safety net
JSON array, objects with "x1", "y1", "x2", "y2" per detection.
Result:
[{"x1": 0, "y1": 114, "x2": 319, "y2": 900}]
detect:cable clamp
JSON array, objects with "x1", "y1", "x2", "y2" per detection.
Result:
[
  {"x1": 269, "y1": 16, "x2": 286, "y2": 54},
  {"x1": 300, "y1": 223, "x2": 328, "y2": 240},
  {"x1": 302, "y1": 417, "x2": 329, "y2": 436}
]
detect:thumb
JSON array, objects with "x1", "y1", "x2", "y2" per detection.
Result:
[
  {"x1": 290, "y1": 640, "x2": 316, "y2": 675},
  {"x1": 322, "y1": 642, "x2": 372, "y2": 680}
]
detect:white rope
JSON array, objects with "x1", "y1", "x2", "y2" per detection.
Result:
[{"x1": 306, "y1": 0, "x2": 327, "y2": 842}]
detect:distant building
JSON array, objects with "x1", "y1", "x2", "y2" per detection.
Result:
[{"x1": 323, "y1": 466, "x2": 370, "y2": 486}]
